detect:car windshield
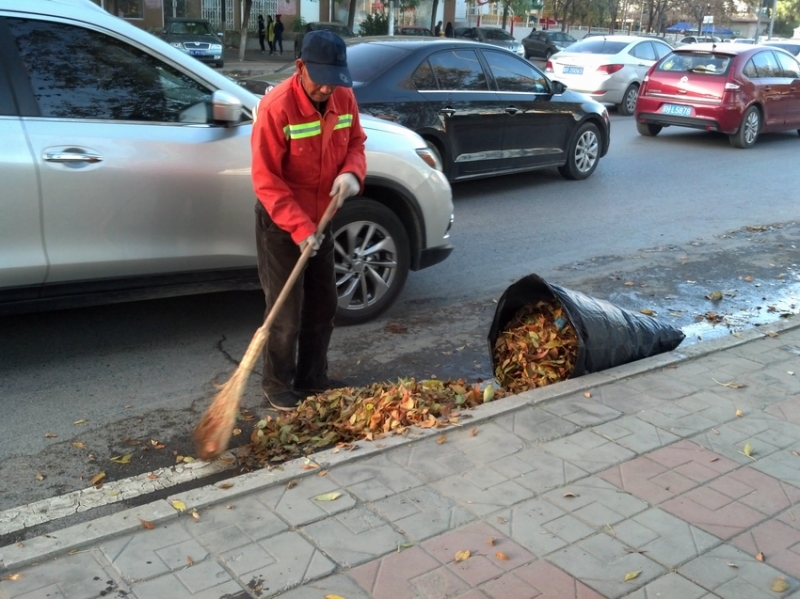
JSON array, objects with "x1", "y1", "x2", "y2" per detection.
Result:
[
  {"x1": 565, "y1": 39, "x2": 628, "y2": 54},
  {"x1": 764, "y1": 42, "x2": 800, "y2": 55},
  {"x1": 657, "y1": 52, "x2": 732, "y2": 75},
  {"x1": 346, "y1": 43, "x2": 409, "y2": 83},
  {"x1": 169, "y1": 21, "x2": 215, "y2": 35}
]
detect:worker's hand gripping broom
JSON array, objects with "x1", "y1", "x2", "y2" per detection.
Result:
[{"x1": 193, "y1": 197, "x2": 339, "y2": 461}]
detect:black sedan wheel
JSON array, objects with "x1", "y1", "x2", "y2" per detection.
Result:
[
  {"x1": 332, "y1": 199, "x2": 410, "y2": 325},
  {"x1": 558, "y1": 122, "x2": 600, "y2": 180},
  {"x1": 730, "y1": 106, "x2": 760, "y2": 149}
]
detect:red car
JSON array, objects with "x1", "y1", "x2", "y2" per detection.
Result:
[{"x1": 634, "y1": 43, "x2": 800, "y2": 148}]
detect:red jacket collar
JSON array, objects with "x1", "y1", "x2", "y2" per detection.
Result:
[{"x1": 291, "y1": 72, "x2": 343, "y2": 117}]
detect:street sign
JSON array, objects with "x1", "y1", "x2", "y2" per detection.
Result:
[{"x1": 703, "y1": 15, "x2": 714, "y2": 23}]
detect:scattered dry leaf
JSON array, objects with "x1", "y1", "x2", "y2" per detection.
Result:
[
  {"x1": 584, "y1": 392, "x2": 592, "y2": 398},
  {"x1": 624, "y1": 281, "x2": 634, "y2": 286},
  {"x1": 71, "y1": 441, "x2": 86, "y2": 449},
  {"x1": 73, "y1": 419, "x2": 87, "y2": 425},
  {"x1": 454, "y1": 550, "x2": 471, "y2": 562},
  {"x1": 191, "y1": 510, "x2": 200, "y2": 520},
  {"x1": 624, "y1": 571, "x2": 641, "y2": 582},
  {"x1": 1, "y1": 573, "x2": 21, "y2": 581},
  {"x1": 232, "y1": 428, "x2": 242, "y2": 436},
  {"x1": 325, "y1": 595, "x2": 347, "y2": 599},
  {"x1": 744, "y1": 276, "x2": 754, "y2": 282},
  {"x1": 147, "y1": 474, "x2": 159, "y2": 480},
  {"x1": 35, "y1": 473, "x2": 44, "y2": 481},
  {"x1": 743, "y1": 442, "x2": 754, "y2": 457},
  {"x1": 705, "y1": 291, "x2": 723, "y2": 301},
  {"x1": 313, "y1": 492, "x2": 342, "y2": 502},
  {"x1": 765, "y1": 331, "x2": 779, "y2": 338},
  {"x1": 727, "y1": 562, "x2": 738, "y2": 568},
  {"x1": 639, "y1": 309, "x2": 656, "y2": 316},
  {"x1": 436, "y1": 435, "x2": 447, "y2": 445},
  {"x1": 44, "y1": 432, "x2": 57, "y2": 438},
  {"x1": 90, "y1": 472, "x2": 106, "y2": 486},
  {"x1": 483, "y1": 385, "x2": 495, "y2": 402},
  {"x1": 140, "y1": 520, "x2": 155, "y2": 530},
  {"x1": 488, "y1": 537, "x2": 496, "y2": 546},
  {"x1": 497, "y1": 516, "x2": 507, "y2": 524},
  {"x1": 710, "y1": 457, "x2": 720, "y2": 462},
  {"x1": 470, "y1": 427, "x2": 478, "y2": 437},
  {"x1": 171, "y1": 500, "x2": 187, "y2": 512},
  {"x1": 286, "y1": 479, "x2": 299, "y2": 489},
  {"x1": 186, "y1": 556, "x2": 194, "y2": 566},
  {"x1": 793, "y1": 451, "x2": 799, "y2": 457},
  {"x1": 563, "y1": 492, "x2": 579, "y2": 498},
  {"x1": 318, "y1": 469, "x2": 329, "y2": 476},
  {"x1": 771, "y1": 577, "x2": 789, "y2": 592},
  {"x1": 736, "y1": 409, "x2": 744, "y2": 417},
  {"x1": 217, "y1": 482, "x2": 233, "y2": 490},
  {"x1": 301, "y1": 463, "x2": 320, "y2": 470},
  {"x1": 110, "y1": 454, "x2": 132, "y2": 464},
  {"x1": 495, "y1": 552, "x2": 510, "y2": 560},
  {"x1": 756, "y1": 551, "x2": 765, "y2": 562}
]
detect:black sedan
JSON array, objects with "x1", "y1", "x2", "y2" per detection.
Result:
[{"x1": 256, "y1": 37, "x2": 611, "y2": 182}]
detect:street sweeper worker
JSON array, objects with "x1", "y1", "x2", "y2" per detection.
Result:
[{"x1": 251, "y1": 30, "x2": 367, "y2": 411}]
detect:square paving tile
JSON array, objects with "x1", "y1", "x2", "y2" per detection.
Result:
[
  {"x1": 326, "y1": 453, "x2": 424, "y2": 502},
  {"x1": 430, "y1": 470, "x2": 533, "y2": 517},
  {"x1": 350, "y1": 546, "x2": 441, "y2": 599},
  {"x1": 661, "y1": 466, "x2": 800, "y2": 540},
  {"x1": 598, "y1": 440, "x2": 738, "y2": 506},
  {"x1": 731, "y1": 518, "x2": 800, "y2": 579},
  {"x1": 480, "y1": 559, "x2": 606, "y2": 599},
  {"x1": 765, "y1": 396, "x2": 800, "y2": 426},
  {"x1": 542, "y1": 476, "x2": 650, "y2": 529},
  {"x1": 751, "y1": 443, "x2": 800, "y2": 489},
  {"x1": 129, "y1": 573, "x2": 243, "y2": 599},
  {"x1": 368, "y1": 485, "x2": 475, "y2": 541},
  {"x1": 593, "y1": 415, "x2": 680, "y2": 455},
  {"x1": 489, "y1": 447, "x2": 589, "y2": 494},
  {"x1": 447, "y1": 422, "x2": 528, "y2": 463},
  {"x1": 493, "y1": 407, "x2": 580, "y2": 443},
  {"x1": 255, "y1": 474, "x2": 356, "y2": 526},
  {"x1": 102, "y1": 522, "x2": 193, "y2": 581},
  {"x1": 388, "y1": 439, "x2": 477, "y2": 483},
  {"x1": 279, "y1": 573, "x2": 373, "y2": 599},
  {"x1": 678, "y1": 543, "x2": 798, "y2": 598},
  {"x1": 546, "y1": 530, "x2": 667, "y2": 599},
  {"x1": 635, "y1": 402, "x2": 719, "y2": 438},
  {"x1": 619, "y1": 572, "x2": 714, "y2": 599},
  {"x1": 609, "y1": 508, "x2": 721, "y2": 569},
  {"x1": 493, "y1": 497, "x2": 595, "y2": 556},
  {"x1": 691, "y1": 411, "x2": 800, "y2": 464},
  {"x1": 301, "y1": 506, "x2": 406, "y2": 567},
  {"x1": 542, "y1": 397, "x2": 622, "y2": 427},
  {"x1": 538, "y1": 429, "x2": 636, "y2": 474}
]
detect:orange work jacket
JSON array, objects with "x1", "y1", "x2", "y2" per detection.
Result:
[{"x1": 251, "y1": 73, "x2": 367, "y2": 244}]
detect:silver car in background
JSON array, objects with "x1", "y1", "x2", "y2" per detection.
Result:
[{"x1": 0, "y1": 0, "x2": 454, "y2": 324}]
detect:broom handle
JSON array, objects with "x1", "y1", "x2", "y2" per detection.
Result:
[{"x1": 238, "y1": 197, "x2": 340, "y2": 373}]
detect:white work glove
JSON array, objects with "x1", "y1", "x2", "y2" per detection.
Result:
[
  {"x1": 329, "y1": 172, "x2": 360, "y2": 208},
  {"x1": 299, "y1": 232, "x2": 323, "y2": 256}
]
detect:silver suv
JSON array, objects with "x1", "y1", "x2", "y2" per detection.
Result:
[{"x1": 0, "y1": 0, "x2": 454, "y2": 325}]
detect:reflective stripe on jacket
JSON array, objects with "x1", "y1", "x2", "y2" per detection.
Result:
[{"x1": 251, "y1": 73, "x2": 367, "y2": 244}]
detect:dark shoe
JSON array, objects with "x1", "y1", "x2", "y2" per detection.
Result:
[
  {"x1": 295, "y1": 378, "x2": 349, "y2": 395},
  {"x1": 263, "y1": 390, "x2": 302, "y2": 411}
]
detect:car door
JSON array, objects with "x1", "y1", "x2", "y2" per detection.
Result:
[
  {"x1": 748, "y1": 50, "x2": 790, "y2": 127},
  {"x1": 629, "y1": 41, "x2": 659, "y2": 84},
  {"x1": 5, "y1": 15, "x2": 255, "y2": 284},
  {"x1": 0, "y1": 48, "x2": 46, "y2": 289},
  {"x1": 416, "y1": 48, "x2": 504, "y2": 178},
  {"x1": 774, "y1": 50, "x2": 800, "y2": 125},
  {"x1": 481, "y1": 49, "x2": 574, "y2": 170}
]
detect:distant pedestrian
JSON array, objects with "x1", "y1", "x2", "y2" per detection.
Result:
[
  {"x1": 434, "y1": 20, "x2": 442, "y2": 36},
  {"x1": 257, "y1": 15, "x2": 266, "y2": 53},
  {"x1": 267, "y1": 15, "x2": 275, "y2": 54},
  {"x1": 445, "y1": 21, "x2": 454, "y2": 37},
  {"x1": 274, "y1": 14, "x2": 285, "y2": 55}
]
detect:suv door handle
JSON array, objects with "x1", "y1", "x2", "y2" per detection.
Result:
[
  {"x1": 439, "y1": 107, "x2": 456, "y2": 117},
  {"x1": 43, "y1": 150, "x2": 103, "y2": 163},
  {"x1": 505, "y1": 106, "x2": 519, "y2": 115}
]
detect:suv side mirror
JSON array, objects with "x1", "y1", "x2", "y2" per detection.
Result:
[{"x1": 212, "y1": 90, "x2": 243, "y2": 123}]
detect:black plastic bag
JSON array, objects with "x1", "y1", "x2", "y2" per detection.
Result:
[{"x1": 488, "y1": 274, "x2": 685, "y2": 378}]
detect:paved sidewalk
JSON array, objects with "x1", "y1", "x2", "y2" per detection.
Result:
[{"x1": 2, "y1": 319, "x2": 800, "y2": 599}]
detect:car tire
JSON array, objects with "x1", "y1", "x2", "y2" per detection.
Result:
[
  {"x1": 617, "y1": 83, "x2": 638, "y2": 116},
  {"x1": 636, "y1": 121, "x2": 662, "y2": 137},
  {"x1": 558, "y1": 121, "x2": 601, "y2": 180},
  {"x1": 332, "y1": 199, "x2": 410, "y2": 326},
  {"x1": 730, "y1": 106, "x2": 760, "y2": 149}
]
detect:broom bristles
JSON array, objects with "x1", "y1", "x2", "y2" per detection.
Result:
[{"x1": 193, "y1": 367, "x2": 249, "y2": 461}]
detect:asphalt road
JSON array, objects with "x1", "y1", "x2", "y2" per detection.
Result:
[{"x1": 1, "y1": 112, "x2": 798, "y2": 540}]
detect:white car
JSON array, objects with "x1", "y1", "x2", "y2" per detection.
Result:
[
  {"x1": 546, "y1": 35, "x2": 673, "y2": 115},
  {"x1": 0, "y1": 0, "x2": 454, "y2": 325}
]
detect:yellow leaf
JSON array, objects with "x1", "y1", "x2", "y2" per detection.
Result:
[
  {"x1": 74, "y1": 419, "x2": 87, "y2": 425},
  {"x1": 744, "y1": 276, "x2": 754, "y2": 282},
  {"x1": 639, "y1": 309, "x2": 656, "y2": 316},
  {"x1": 140, "y1": 519, "x2": 155, "y2": 529},
  {"x1": 182, "y1": 456, "x2": 195, "y2": 463},
  {"x1": 71, "y1": 441, "x2": 86, "y2": 449},
  {"x1": 232, "y1": 428, "x2": 242, "y2": 436},
  {"x1": 325, "y1": 595, "x2": 347, "y2": 599},
  {"x1": 454, "y1": 550, "x2": 471, "y2": 562},
  {"x1": 495, "y1": 552, "x2": 510, "y2": 560},
  {"x1": 171, "y1": 500, "x2": 187, "y2": 512},
  {"x1": 744, "y1": 442, "x2": 753, "y2": 457},
  {"x1": 706, "y1": 291, "x2": 723, "y2": 301},
  {"x1": 735, "y1": 409, "x2": 744, "y2": 417},
  {"x1": 90, "y1": 472, "x2": 106, "y2": 486},
  {"x1": 313, "y1": 492, "x2": 342, "y2": 502},
  {"x1": 771, "y1": 577, "x2": 789, "y2": 592},
  {"x1": 1, "y1": 573, "x2": 22, "y2": 581},
  {"x1": 624, "y1": 571, "x2": 641, "y2": 582},
  {"x1": 483, "y1": 385, "x2": 495, "y2": 402},
  {"x1": 110, "y1": 454, "x2": 132, "y2": 464}
]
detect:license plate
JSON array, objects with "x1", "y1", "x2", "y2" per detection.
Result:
[
  {"x1": 189, "y1": 50, "x2": 206, "y2": 56},
  {"x1": 562, "y1": 66, "x2": 583, "y2": 75},
  {"x1": 661, "y1": 104, "x2": 692, "y2": 117}
]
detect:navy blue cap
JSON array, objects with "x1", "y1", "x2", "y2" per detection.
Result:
[{"x1": 301, "y1": 30, "x2": 352, "y2": 87}]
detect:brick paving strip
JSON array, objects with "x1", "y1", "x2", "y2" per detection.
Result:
[{"x1": 0, "y1": 320, "x2": 798, "y2": 599}]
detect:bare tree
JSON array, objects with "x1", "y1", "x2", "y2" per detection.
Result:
[{"x1": 239, "y1": 0, "x2": 252, "y2": 62}]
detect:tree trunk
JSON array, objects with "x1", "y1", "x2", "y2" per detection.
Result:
[
  {"x1": 239, "y1": 0, "x2": 253, "y2": 62},
  {"x1": 348, "y1": 0, "x2": 358, "y2": 30},
  {"x1": 502, "y1": 4, "x2": 509, "y2": 28}
]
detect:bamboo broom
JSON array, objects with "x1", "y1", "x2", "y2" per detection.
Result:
[{"x1": 193, "y1": 197, "x2": 339, "y2": 461}]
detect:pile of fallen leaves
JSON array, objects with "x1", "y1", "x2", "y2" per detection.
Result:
[
  {"x1": 244, "y1": 379, "x2": 505, "y2": 468},
  {"x1": 241, "y1": 300, "x2": 578, "y2": 469},
  {"x1": 492, "y1": 299, "x2": 579, "y2": 393}
]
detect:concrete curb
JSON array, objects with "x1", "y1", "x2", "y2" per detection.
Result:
[{"x1": 2, "y1": 318, "x2": 797, "y2": 571}]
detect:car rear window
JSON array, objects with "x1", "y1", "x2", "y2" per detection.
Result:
[
  {"x1": 565, "y1": 39, "x2": 629, "y2": 54},
  {"x1": 347, "y1": 43, "x2": 409, "y2": 83},
  {"x1": 657, "y1": 52, "x2": 732, "y2": 75}
]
